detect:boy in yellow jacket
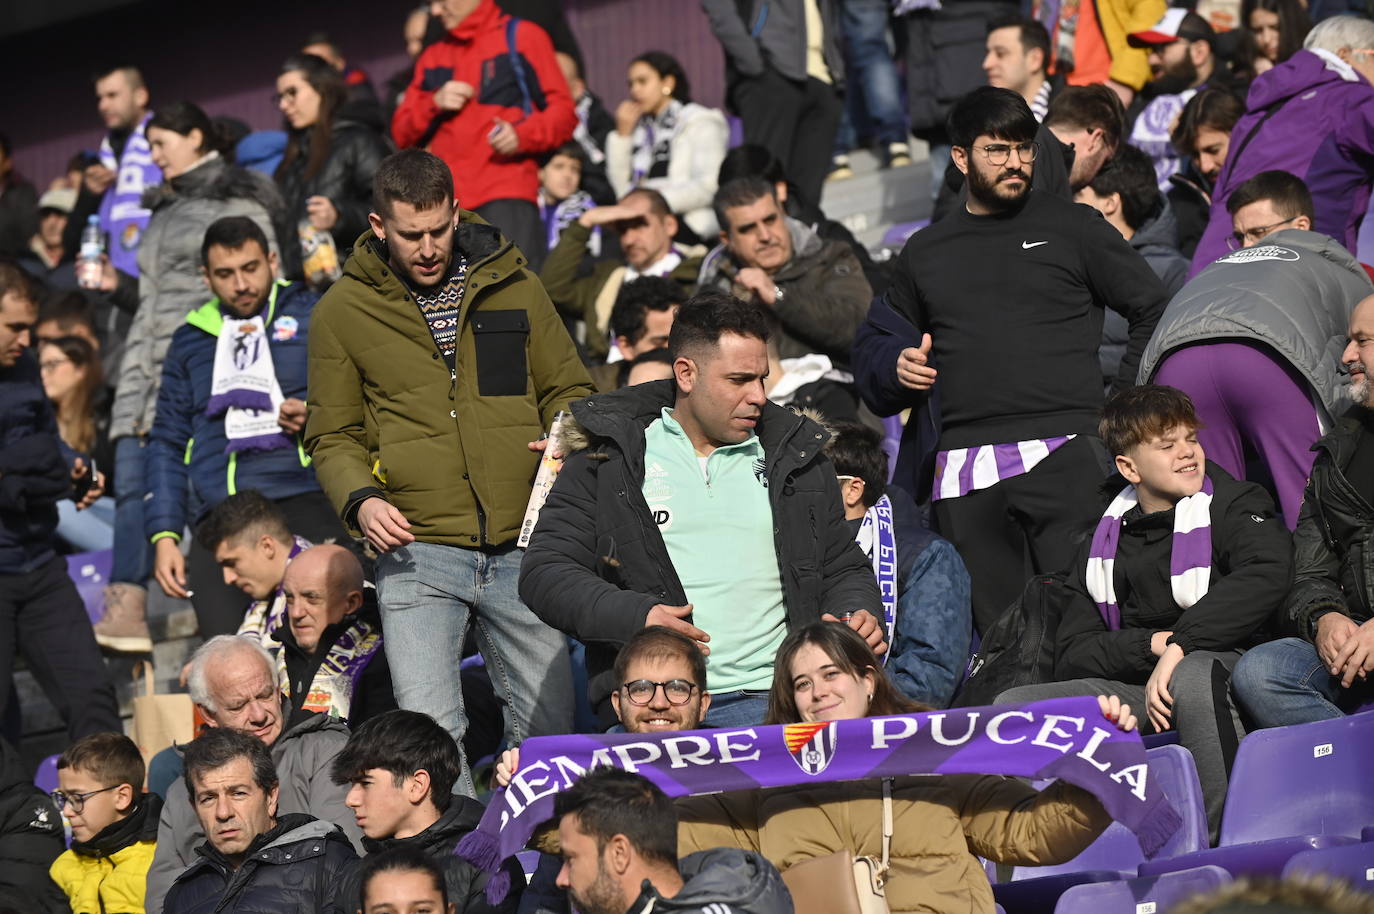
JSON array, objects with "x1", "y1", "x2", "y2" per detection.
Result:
[{"x1": 49, "y1": 733, "x2": 161, "y2": 914}]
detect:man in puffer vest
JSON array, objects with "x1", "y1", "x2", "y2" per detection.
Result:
[{"x1": 50, "y1": 733, "x2": 162, "y2": 914}]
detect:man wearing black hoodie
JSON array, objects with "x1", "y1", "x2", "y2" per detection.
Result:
[{"x1": 330, "y1": 710, "x2": 523, "y2": 913}]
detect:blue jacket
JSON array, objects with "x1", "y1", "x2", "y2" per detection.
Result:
[
  {"x1": 0, "y1": 351, "x2": 79, "y2": 574},
  {"x1": 145, "y1": 280, "x2": 319, "y2": 542}
]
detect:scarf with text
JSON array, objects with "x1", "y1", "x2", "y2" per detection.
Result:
[
  {"x1": 1086, "y1": 476, "x2": 1213, "y2": 630},
  {"x1": 98, "y1": 113, "x2": 161, "y2": 277},
  {"x1": 457, "y1": 696, "x2": 1180, "y2": 903},
  {"x1": 856, "y1": 494, "x2": 898, "y2": 659}
]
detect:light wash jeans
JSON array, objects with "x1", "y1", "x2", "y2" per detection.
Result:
[
  {"x1": 1232, "y1": 636, "x2": 1374, "y2": 728},
  {"x1": 376, "y1": 540, "x2": 574, "y2": 796},
  {"x1": 703, "y1": 690, "x2": 770, "y2": 728},
  {"x1": 56, "y1": 496, "x2": 116, "y2": 552}
]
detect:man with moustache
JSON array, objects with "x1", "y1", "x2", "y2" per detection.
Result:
[
  {"x1": 853, "y1": 86, "x2": 1167, "y2": 633},
  {"x1": 1232, "y1": 293, "x2": 1374, "y2": 726}
]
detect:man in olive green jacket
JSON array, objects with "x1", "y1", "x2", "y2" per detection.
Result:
[{"x1": 304, "y1": 150, "x2": 593, "y2": 796}]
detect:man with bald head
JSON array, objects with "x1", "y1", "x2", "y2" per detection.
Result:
[
  {"x1": 144, "y1": 635, "x2": 363, "y2": 913},
  {"x1": 278, "y1": 544, "x2": 394, "y2": 728},
  {"x1": 1233, "y1": 293, "x2": 1374, "y2": 730}
]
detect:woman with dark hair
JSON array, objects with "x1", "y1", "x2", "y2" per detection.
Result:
[
  {"x1": 103, "y1": 99, "x2": 285, "y2": 654},
  {"x1": 41, "y1": 335, "x2": 116, "y2": 552},
  {"x1": 1237, "y1": 0, "x2": 1311, "y2": 81},
  {"x1": 605, "y1": 50, "x2": 728, "y2": 240},
  {"x1": 681, "y1": 624, "x2": 1137, "y2": 914},
  {"x1": 274, "y1": 53, "x2": 391, "y2": 282}
]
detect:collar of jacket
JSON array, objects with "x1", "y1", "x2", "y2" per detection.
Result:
[
  {"x1": 442, "y1": 0, "x2": 502, "y2": 44},
  {"x1": 1316, "y1": 408, "x2": 1374, "y2": 466},
  {"x1": 566, "y1": 379, "x2": 831, "y2": 481},
  {"x1": 186, "y1": 279, "x2": 291, "y2": 336},
  {"x1": 343, "y1": 213, "x2": 513, "y2": 304},
  {"x1": 189, "y1": 813, "x2": 333, "y2": 873},
  {"x1": 360, "y1": 794, "x2": 486, "y2": 854},
  {"x1": 70, "y1": 792, "x2": 162, "y2": 858}
]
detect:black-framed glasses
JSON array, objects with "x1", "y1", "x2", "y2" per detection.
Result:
[
  {"x1": 51, "y1": 785, "x2": 119, "y2": 814},
  {"x1": 971, "y1": 141, "x2": 1038, "y2": 166},
  {"x1": 1228, "y1": 216, "x2": 1298, "y2": 250},
  {"x1": 621, "y1": 679, "x2": 698, "y2": 706}
]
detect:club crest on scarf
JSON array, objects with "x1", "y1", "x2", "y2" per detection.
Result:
[
  {"x1": 232, "y1": 323, "x2": 264, "y2": 371},
  {"x1": 784, "y1": 721, "x2": 838, "y2": 775}
]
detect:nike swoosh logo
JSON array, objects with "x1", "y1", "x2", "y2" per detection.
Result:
[{"x1": 1022, "y1": 241, "x2": 1049, "y2": 249}]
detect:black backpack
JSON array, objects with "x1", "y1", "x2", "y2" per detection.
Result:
[{"x1": 952, "y1": 572, "x2": 1070, "y2": 707}]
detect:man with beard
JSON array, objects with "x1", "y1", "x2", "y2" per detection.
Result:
[
  {"x1": 1167, "y1": 89, "x2": 1245, "y2": 259},
  {"x1": 853, "y1": 87, "x2": 1168, "y2": 634},
  {"x1": 1126, "y1": 10, "x2": 1233, "y2": 189},
  {"x1": 553, "y1": 768, "x2": 792, "y2": 914},
  {"x1": 1232, "y1": 293, "x2": 1374, "y2": 726}
]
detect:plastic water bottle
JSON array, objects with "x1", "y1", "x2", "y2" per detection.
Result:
[{"x1": 77, "y1": 215, "x2": 104, "y2": 289}]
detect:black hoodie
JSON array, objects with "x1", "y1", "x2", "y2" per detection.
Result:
[
  {"x1": 0, "y1": 738, "x2": 68, "y2": 914},
  {"x1": 332, "y1": 797, "x2": 523, "y2": 914}
]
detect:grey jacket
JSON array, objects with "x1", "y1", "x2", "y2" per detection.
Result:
[
  {"x1": 112, "y1": 156, "x2": 282, "y2": 440},
  {"x1": 1101, "y1": 202, "x2": 1190, "y2": 387},
  {"x1": 697, "y1": 216, "x2": 871, "y2": 364},
  {"x1": 1139, "y1": 228, "x2": 1374, "y2": 425},
  {"x1": 699, "y1": 0, "x2": 844, "y2": 86},
  {"x1": 144, "y1": 712, "x2": 362, "y2": 914},
  {"x1": 627, "y1": 848, "x2": 794, "y2": 914}
]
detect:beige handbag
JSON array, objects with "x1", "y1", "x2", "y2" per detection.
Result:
[
  {"x1": 781, "y1": 779, "x2": 894, "y2": 914},
  {"x1": 129, "y1": 662, "x2": 195, "y2": 781}
]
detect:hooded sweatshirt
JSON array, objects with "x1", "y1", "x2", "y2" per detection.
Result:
[{"x1": 625, "y1": 848, "x2": 793, "y2": 914}]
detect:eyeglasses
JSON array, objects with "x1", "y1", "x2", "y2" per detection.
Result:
[
  {"x1": 39, "y1": 357, "x2": 71, "y2": 373},
  {"x1": 971, "y1": 142, "x2": 1038, "y2": 166},
  {"x1": 621, "y1": 679, "x2": 698, "y2": 706},
  {"x1": 50, "y1": 785, "x2": 119, "y2": 814},
  {"x1": 1227, "y1": 216, "x2": 1298, "y2": 250}
]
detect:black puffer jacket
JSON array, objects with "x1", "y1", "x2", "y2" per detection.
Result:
[
  {"x1": 0, "y1": 350, "x2": 71, "y2": 574},
  {"x1": 1285, "y1": 412, "x2": 1374, "y2": 639},
  {"x1": 519, "y1": 380, "x2": 881, "y2": 715},
  {"x1": 275, "y1": 118, "x2": 392, "y2": 273},
  {"x1": 0, "y1": 737, "x2": 67, "y2": 914},
  {"x1": 332, "y1": 798, "x2": 523, "y2": 914},
  {"x1": 163, "y1": 814, "x2": 355, "y2": 914}
]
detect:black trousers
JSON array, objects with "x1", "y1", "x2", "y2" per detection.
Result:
[
  {"x1": 934, "y1": 435, "x2": 1111, "y2": 633},
  {"x1": 731, "y1": 70, "x2": 843, "y2": 210},
  {"x1": 0, "y1": 554, "x2": 121, "y2": 742},
  {"x1": 187, "y1": 490, "x2": 365, "y2": 638},
  {"x1": 475, "y1": 198, "x2": 548, "y2": 273}
]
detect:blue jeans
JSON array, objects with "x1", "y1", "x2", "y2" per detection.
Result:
[
  {"x1": 1232, "y1": 637, "x2": 1374, "y2": 728},
  {"x1": 56, "y1": 496, "x2": 116, "y2": 553},
  {"x1": 888, "y1": 537, "x2": 972, "y2": 708},
  {"x1": 375, "y1": 540, "x2": 573, "y2": 796},
  {"x1": 834, "y1": 0, "x2": 909, "y2": 152},
  {"x1": 702, "y1": 689, "x2": 770, "y2": 728},
  {"x1": 111, "y1": 436, "x2": 152, "y2": 585}
]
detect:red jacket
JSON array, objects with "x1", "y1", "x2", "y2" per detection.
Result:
[{"x1": 392, "y1": 0, "x2": 576, "y2": 209}]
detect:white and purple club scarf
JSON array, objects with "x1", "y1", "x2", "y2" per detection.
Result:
[
  {"x1": 857, "y1": 493, "x2": 898, "y2": 661},
  {"x1": 1085, "y1": 476, "x2": 1214, "y2": 631},
  {"x1": 933, "y1": 435, "x2": 1075, "y2": 501},
  {"x1": 206, "y1": 297, "x2": 291, "y2": 455},
  {"x1": 456, "y1": 696, "x2": 1181, "y2": 904}
]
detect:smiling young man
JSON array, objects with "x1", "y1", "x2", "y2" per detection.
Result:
[
  {"x1": 521, "y1": 291, "x2": 882, "y2": 729},
  {"x1": 329, "y1": 710, "x2": 523, "y2": 913},
  {"x1": 854, "y1": 86, "x2": 1168, "y2": 635},
  {"x1": 306, "y1": 149, "x2": 592, "y2": 798},
  {"x1": 998, "y1": 385, "x2": 1291, "y2": 842}
]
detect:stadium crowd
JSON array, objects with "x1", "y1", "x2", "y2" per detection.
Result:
[{"x1": 3, "y1": 0, "x2": 1374, "y2": 912}]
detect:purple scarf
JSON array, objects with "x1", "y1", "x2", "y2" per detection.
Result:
[
  {"x1": 457, "y1": 696, "x2": 1180, "y2": 903},
  {"x1": 98, "y1": 113, "x2": 161, "y2": 277}
]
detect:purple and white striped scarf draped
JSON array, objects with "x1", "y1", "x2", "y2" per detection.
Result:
[
  {"x1": 932, "y1": 435, "x2": 1075, "y2": 501},
  {"x1": 456, "y1": 697, "x2": 1181, "y2": 904},
  {"x1": 1085, "y1": 477, "x2": 1214, "y2": 631}
]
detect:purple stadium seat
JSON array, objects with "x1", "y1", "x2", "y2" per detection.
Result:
[
  {"x1": 34, "y1": 753, "x2": 60, "y2": 794},
  {"x1": 1282, "y1": 842, "x2": 1374, "y2": 891},
  {"x1": 1142, "y1": 731, "x2": 1180, "y2": 749},
  {"x1": 992, "y1": 746, "x2": 1208, "y2": 914},
  {"x1": 64, "y1": 549, "x2": 112, "y2": 625},
  {"x1": 882, "y1": 220, "x2": 930, "y2": 248},
  {"x1": 1139, "y1": 715, "x2": 1374, "y2": 880},
  {"x1": 1053, "y1": 865, "x2": 1232, "y2": 914}
]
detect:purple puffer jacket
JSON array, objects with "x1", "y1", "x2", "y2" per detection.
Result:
[{"x1": 1190, "y1": 49, "x2": 1374, "y2": 276}]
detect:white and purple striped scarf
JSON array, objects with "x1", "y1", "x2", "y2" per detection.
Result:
[
  {"x1": 1085, "y1": 477, "x2": 1213, "y2": 631},
  {"x1": 932, "y1": 435, "x2": 1074, "y2": 501}
]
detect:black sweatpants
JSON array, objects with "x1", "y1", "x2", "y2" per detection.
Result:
[
  {"x1": 0, "y1": 555, "x2": 121, "y2": 742},
  {"x1": 187, "y1": 490, "x2": 365, "y2": 638},
  {"x1": 475, "y1": 198, "x2": 548, "y2": 273},
  {"x1": 731, "y1": 70, "x2": 843, "y2": 210},
  {"x1": 934, "y1": 435, "x2": 1111, "y2": 633}
]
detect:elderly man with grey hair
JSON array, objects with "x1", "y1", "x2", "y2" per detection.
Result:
[
  {"x1": 1190, "y1": 14, "x2": 1374, "y2": 271},
  {"x1": 143, "y1": 635, "x2": 362, "y2": 914}
]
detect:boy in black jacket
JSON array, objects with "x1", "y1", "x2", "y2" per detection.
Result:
[{"x1": 999, "y1": 386, "x2": 1292, "y2": 842}]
